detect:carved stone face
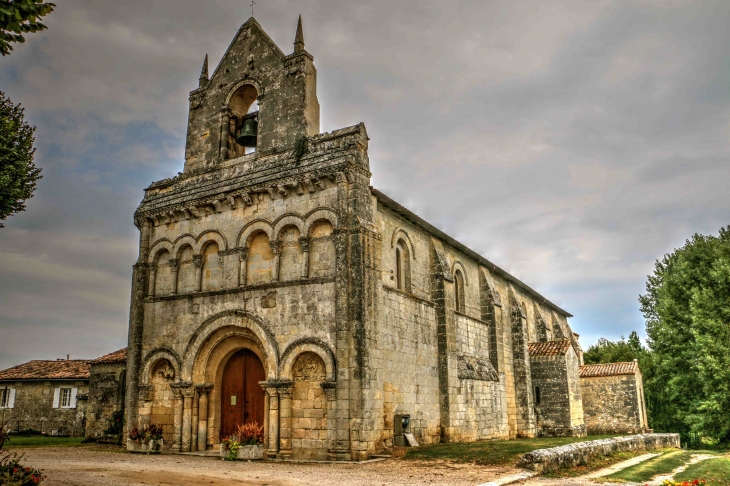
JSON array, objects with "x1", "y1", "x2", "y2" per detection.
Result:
[{"x1": 293, "y1": 352, "x2": 325, "y2": 382}]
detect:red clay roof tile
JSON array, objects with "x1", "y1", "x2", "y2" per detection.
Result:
[
  {"x1": 0, "y1": 360, "x2": 91, "y2": 381},
  {"x1": 528, "y1": 339, "x2": 572, "y2": 357},
  {"x1": 91, "y1": 348, "x2": 127, "y2": 364},
  {"x1": 579, "y1": 361, "x2": 638, "y2": 377}
]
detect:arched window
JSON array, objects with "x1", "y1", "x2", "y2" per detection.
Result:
[
  {"x1": 247, "y1": 231, "x2": 274, "y2": 284},
  {"x1": 176, "y1": 245, "x2": 196, "y2": 294},
  {"x1": 454, "y1": 269, "x2": 465, "y2": 313},
  {"x1": 395, "y1": 239, "x2": 411, "y2": 293},
  {"x1": 278, "y1": 225, "x2": 303, "y2": 282},
  {"x1": 308, "y1": 220, "x2": 335, "y2": 278},
  {"x1": 153, "y1": 249, "x2": 172, "y2": 297},
  {"x1": 201, "y1": 242, "x2": 221, "y2": 291}
]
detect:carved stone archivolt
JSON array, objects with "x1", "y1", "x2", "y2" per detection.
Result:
[{"x1": 292, "y1": 352, "x2": 326, "y2": 382}]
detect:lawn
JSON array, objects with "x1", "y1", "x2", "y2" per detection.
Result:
[
  {"x1": 674, "y1": 456, "x2": 730, "y2": 486},
  {"x1": 600, "y1": 450, "x2": 694, "y2": 483},
  {"x1": 3, "y1": 436, "x2": 85, "y2": 448},
  {"x1": 402, "y1": 434, "x2": 619, "y2": 466}
]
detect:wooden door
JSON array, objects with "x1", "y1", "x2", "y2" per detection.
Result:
[{"x1": 221, "y1": 349, "x2": 265, "y2": 438}]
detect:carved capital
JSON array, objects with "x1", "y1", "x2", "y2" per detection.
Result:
[
  {"x1": 239, "y1": 247, "x2": 249, "y2": 261},
  {"x1": 298, "y1": 236, "x2": 310, "y2": 252},
  {"x1": 168, "y1": 259, "x2": 180, "y2": 270},
  {"x1": 195, "y1": 383, "x2": 214, "y2": 395},
  {"x1": 269, "y1": 240, "x2": 282, "y2": 255},
  {"x1": 192, "y1": 255, "x2": 203, "y2": 268},
  {"x1": 277, "y1": 382, "x2": 294, "y2": 399},
  {"x1": 320, "y1": 381, "x2": 337, "y2": 401},
  {"x1": 138, "y1": 384, "x2": 153, "y2": 402}
]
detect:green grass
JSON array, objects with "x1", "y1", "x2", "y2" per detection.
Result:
[
  {"x1": 674, "y1": 456, "x2": 730, "y2": 486},
  {"x1": 600, "y1": 450, "x2": 692, "y2": 483},
  {"x1": 402, "y1": 434, "x2": 619, "y2": 466},
  {"x1": 4, "y1": 436, "x2": 85, "y2": 448}
]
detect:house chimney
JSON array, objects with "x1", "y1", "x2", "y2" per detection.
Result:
[{"x1": 66, "y1": 355, "x2": 70, "y2": 361}]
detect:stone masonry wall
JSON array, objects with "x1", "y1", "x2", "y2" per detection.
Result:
[
  {"x1": 85, "y1": 362, "x2": 126, "y2": 437},
  {"x1": 1, "y1": 381, "x2": 88, "y2": 436},
  {"x1": 530, "y1": 351, "x2": 585, "y2": 437},
  {"x1": 581, "y1": 373, "x2": 645, "y2": 434}
]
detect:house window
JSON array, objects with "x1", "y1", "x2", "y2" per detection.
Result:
[
  {"x1": 395, "y1": 239, "x2": 411, "y2": 293},
  {"x1": 0, "y1": 388, "x2": 12, "y2": 408},
  {"x1": 60, "y1": 388, "x2": 72, "y2": 408}
]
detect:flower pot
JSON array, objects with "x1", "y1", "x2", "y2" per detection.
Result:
[
  {"x1": 220, "y1": 443, "x2": 264, "y2": 460},
  {"x1": 127, "y1": 438, "x2": 163, "y2": 453}
]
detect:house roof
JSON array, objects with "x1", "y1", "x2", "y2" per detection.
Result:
[
  {"x1": 528, "y1": 339, "x2": 572, "y2": 357},
  {"x1": 371, "y1": 188, "x2": 572, "y2": 318},
  {"x1": 579, "y1": 361, "x2": 638, "y2": 378},
  {"x1": 0, "y1": 360, "x2": 91, "y2": 381},
  {"x1": 92, "y1": 348, "x2": 128, "y2": 364}
]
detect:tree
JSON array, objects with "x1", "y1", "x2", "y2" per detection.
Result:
[
  {"x1": 0, "y1": 91, "x2": 41, "y2": 227},
  {"x1": 583, "y1": 331, "x2": 647, "y2": 365},
  {"x1": 0, "y1": 0, "x2": 55, "y2": 56},
  {"x1": 639, "y1": 227, "x2": 730, "y2": 442}
]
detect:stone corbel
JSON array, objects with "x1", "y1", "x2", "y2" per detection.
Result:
[
  {"x1": 186, "y1": 205, "x2": 201, "y2": 219},
  {"x1": 266, "y1": 186, "x2": 277, "y2": 200},
  {"x1": 240, "y1": 192, "x2": 254, "y2": 206},
  {"x1": 211, "y1": 199, "x2": 224, "y2": 213},
  {"x1": 277, "y1": 185, "x2": 288, "y2": 198},
  {"x1": 226, "y1": 194, "x2": 238, "y2": 210}
]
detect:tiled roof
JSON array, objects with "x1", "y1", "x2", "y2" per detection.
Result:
[
  {"x1": 580, "y1": 361, "x2": 638, "y2": 378},
  {"x1": 528, "y1": 339, "x2": 572, "y2": 357},
  {"x1": 0, "y1": 360, "x2": 91, "y2": 381},
  {"x1": 92, "y1": 348, "x2": 127, "y2": 364}
]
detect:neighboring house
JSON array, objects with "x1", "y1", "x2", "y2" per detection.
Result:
[
  {"x1": 85, "y1": 348, "x2": 127, "y2": 438},
  {"x1": 0, "y1": 359, "x2": 90, "y2": 436},
  {"x1": 579, "y1": 361, "x2": 649, "y2": 434}
]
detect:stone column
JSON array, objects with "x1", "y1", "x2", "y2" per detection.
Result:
[
  {"x1": 170, "y1": 383, "x2": 185, "y2": 452},
  {"x1": 191, "y1": 388, "x2": 199, "y2": 451},
  {"x1": 270, "y1": 241, "x2": 281, "y2": 282},
  {"x1": 264, "y1": 386, "x2": 279, "y2": 457},
  {"x1": 147, "y1": 268, "x2": 156, "y2": 297},
  {"x1": 169, "y1": 259, "x2": 179, "y2": 295},
  {"x1": 263, "y1": 390, "x2": 270, "y2": 450},
  {"x1": 196, "y1": 383, "x2": 213, "y2": 451},
  {"x1": 193, "y1": 255, "x2": 202, "y2": 292},
  {"x1": 321, "y1": 381, "x2": 337, "y2": 454},
  {"x1": 277, "y1": 382, "x2": 294, "y2": 458},
  {"x1": 181, "y1": 384, "x2": 195, "y2": 452},
  {"x1": 299, "y1": 236, "x2": 310, "y2": 279},
  {"x1": 220, "y1": 108, "x2": 231, "y2": 160},
  {"x1": 238, "y1": 247, "x2": 249, "y2": 287}
]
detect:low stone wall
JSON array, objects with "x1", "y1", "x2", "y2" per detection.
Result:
[{"x1": 517, "y1": 433, "x2": 680, "y2": 474}]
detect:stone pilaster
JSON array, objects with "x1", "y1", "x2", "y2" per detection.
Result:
[
  {"x1": 180, "y1": 383, "x2": 195, "y2": 452},
  {"x1": 170, "y1": 383, "x2": 185, "y2": 452},
  {"x1": 196, "y1": 383, "x2": 213, "y2": 451}
]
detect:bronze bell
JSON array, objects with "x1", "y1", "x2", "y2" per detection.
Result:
[{"x1": 236, "y1": 118, "x2": 258, "y2": 147}]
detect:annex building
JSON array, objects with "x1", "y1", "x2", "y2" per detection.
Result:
[{"x1": 124, "y1": 16, "x2": 646, "y2": 460}]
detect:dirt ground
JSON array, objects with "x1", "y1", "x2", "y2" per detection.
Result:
[{"x1": 14, "y1": 446, "x2": 517, "y2": 486}]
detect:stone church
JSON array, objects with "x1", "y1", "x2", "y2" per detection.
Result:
[{"x1": 125, "y1": 16, "x2": 634, "y2": 460}]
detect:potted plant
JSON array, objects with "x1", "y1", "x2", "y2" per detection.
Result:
[
  {"x1": 220, "y1": 423, "x2": 264, "y2": 460},
  {"x1": 127, "y1": 424, "x2": 164, "y2": 453}
]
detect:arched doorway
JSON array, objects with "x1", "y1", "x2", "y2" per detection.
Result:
[{"x1": 220, "y1": 348, "x2": 265, "y2": 438}]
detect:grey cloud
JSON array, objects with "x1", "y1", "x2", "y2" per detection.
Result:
[{"x1": 1, "y1": 0, "x2": 729, "y2": 369}]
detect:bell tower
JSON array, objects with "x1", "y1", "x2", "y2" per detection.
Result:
[{"x1": 184, "y1": 16, "x2": 320, "y2": 172}]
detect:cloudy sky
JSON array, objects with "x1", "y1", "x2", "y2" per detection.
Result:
[{"x1": 0, "y1": 0, "x2": 728, "y2": 369}]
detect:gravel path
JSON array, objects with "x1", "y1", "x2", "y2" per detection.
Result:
[{"x1": 14, "y1": 446, "x2": 514, "y2": 486}]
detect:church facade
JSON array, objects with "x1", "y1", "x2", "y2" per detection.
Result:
[{"x1": 125, "y1": 17, "x2": 601, "y2": 461}]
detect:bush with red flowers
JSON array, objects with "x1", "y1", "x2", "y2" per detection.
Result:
[{"x1": 0, "y1": 451, "x2": 46, "y2": 485}]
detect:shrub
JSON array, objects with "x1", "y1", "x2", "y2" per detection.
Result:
[
  {"x1": 0, "y1": 451, "x2": 46, "y2": 484},
  {"x1": 104, "y1": 411, "x2": 124, "y2": 436},
  {"x1": 128, "y1": 424, "x2": 163, "y2": 443}
]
